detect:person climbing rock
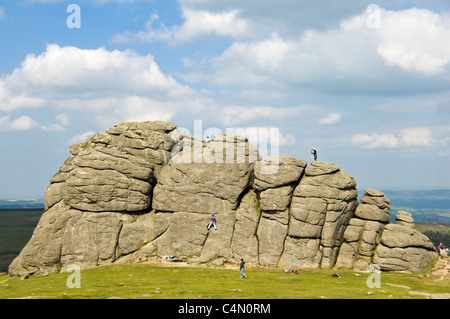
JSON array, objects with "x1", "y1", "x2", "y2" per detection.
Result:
[{"x1": 207, "y1": 214, "x2": 217, "y2": 230}]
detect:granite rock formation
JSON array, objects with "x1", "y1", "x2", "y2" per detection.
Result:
[{"x1": 9, "y1": 121, "x2": 437, "y2": 277}]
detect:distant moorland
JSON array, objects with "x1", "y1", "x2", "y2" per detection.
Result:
[
  {"x1": 381, "y1": 189, "x2": 450, "y2": 223},
  {"x1": 0, "y1": 199, "x2": 44, "y2": 210}
]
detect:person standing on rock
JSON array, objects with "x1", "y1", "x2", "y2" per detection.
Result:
[
  {"x1": 311, "y1": 148, "x2": 318, "y2": 161},
  {"x1": 240, "y1": 259, "x2": 247, "y2": 279},
  {"x1": 207, "y1": 214, "x2": 217, "y2": 230}
]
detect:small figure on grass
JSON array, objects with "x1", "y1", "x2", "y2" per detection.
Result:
[{"x1": 240, "y1": 259, "x2": 247, "y2": 279}]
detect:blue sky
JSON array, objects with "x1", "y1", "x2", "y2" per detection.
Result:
[{"x1": 1, "y1": 0, "x2": 450, "y2": 199}]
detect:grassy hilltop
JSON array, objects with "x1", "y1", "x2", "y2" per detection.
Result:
[{"x1": 0, "y1": 260, "x2": 448, "y2": 299}]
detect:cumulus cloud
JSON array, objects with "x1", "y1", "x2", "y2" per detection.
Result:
[
  {"x1": 0, "y1": 115, "x2": 64, "y2": 132},
  {"x1": 55, "y1": 113, "x2": 70, "y2": 126},
  {"x1": 111, "y1": 8, "x2": 253, "y2": 44},
  {"x1": 0, "y1": 44, "x2": 202, "y2": 129},
  {"x1": 219, "y1": 104, "x2": 322, "y2": 126},
  {"x1": 376, "y1": 8, "x2": 450, "y2": 75},
  {"x1": 352, "y1": 133, "x2": 399, "y2": 149},
  {"x1": 400, "y1": 127, "x2": 434, "y2": 147},
  {"x1": 185, "y1": 6, "x2": 450, "y2": 100},
  {"x1": 0, "y1": 115, "x2": 39, "y2": 131},
  {"x1": 319, "y1": 113, "x2": 341, "y2": 125},
  {"x1": 2, "y1": 44, "x2": 193, "y2": 103},
  {"x1": 352, "y1": 127, "x2": 434, "y2": 149}
]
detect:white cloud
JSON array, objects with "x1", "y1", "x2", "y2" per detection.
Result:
[
  {"x1": 400, "y1": 127, "x2": 434, "y2": 147},
  {"x1": 0, "y1": 44, "x2": 202, "y2": 129},
  {"x1": 186, "y1": 6, "x2": 450, "y2": 100},
  {"x1": 111, "y1": 8, "x2": 253, "y2": 44},
  {"x1": 214, "y1": 32, "x2": 290, "y2": 78},
  {"x1": 175, "y1": 8, "x2": 252, "y2": 42},
  {"x1": 0, "y1": 7, "x2": 5, "y2": 20},
  {"x1": 0, "y1": 115, "x2": 64, "y2": 132},
  {"x1": 319, "y1": 113, "x2": 341, "y2": 125},
  {"x1": 219, "y1": 104, "x2": 322, "y2": 126},
  {"x1": 3, "y1": 44, "x2": 192, "y2": 102},
  {"x1": 0, "y1": 115, "x2": 39, "y2": 131},
  {"x1": 376, "y1": 8, "x2": 450, "y2": 75},
  {"x1": 352, "y1": 133, "x2": 399, "y2": 149},
  {"x1": 55, "y1": 113, "x2": 70, "y2": 126},
  {"x1": 352, "y1": 127, "x2": 435, "y2": 149}
]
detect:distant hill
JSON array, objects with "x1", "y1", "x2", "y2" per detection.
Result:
[
  {"x1": 415, "y1": 222, "x2": 450, "y2": 250},
  {"x1": 0, "y1": 199, "x2": 45, "y2": 210},
  {"x1": 380, "y1": 189, "x2": 450, "y2": 223}
]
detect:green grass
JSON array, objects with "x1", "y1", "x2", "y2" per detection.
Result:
[{"x1": 1, "y1": 261, "x2": 448, "y2": 299}]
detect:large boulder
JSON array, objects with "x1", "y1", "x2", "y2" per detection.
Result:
[
  {"x1": 152, "y1": 133, "x2": 259, "y2": 214},
  {"x1": 8, "y1": 201, "x2": 135, "y2": 276},
  {"x1": 10, "y1": 121, "x2": 180, "y2": 277},
  {"x1": 373, "y1": 224, "x2": 437, "y2": 273},
  {"x1": 44, "y1": 121, "x2": 179, "y2": 212},
  {"x1": 395, "y1": 211, "x2": 415, "y2": 228},
  {"x1": 253, "y1": 156, "x2": 307, "y2": 190}
]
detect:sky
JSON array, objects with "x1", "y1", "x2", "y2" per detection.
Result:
[{"x1": 1, "y1": 0, "x2": 450, "y2": 199}]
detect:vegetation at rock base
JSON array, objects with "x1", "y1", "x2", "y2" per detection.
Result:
[
  {"x1": 0, "y1": 261, "x2": 448, "y2": 299},
  {"x1": 415, "y1": 222, "x2": 450, "y2": 249}
]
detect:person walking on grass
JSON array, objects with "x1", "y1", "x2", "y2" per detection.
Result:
[
  {"x1": 240, "y1": 259, "x2": 247, "y2": 279},
  {"x1": 438, "y1": 242, "x2": 446, "y2": 257},
  {"x1": 207, "y1": 214, "x2": 217, "y2": 230}
]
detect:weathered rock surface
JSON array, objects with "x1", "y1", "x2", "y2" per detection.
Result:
[
  {"x1": 279, "y1": 161, "x2": 358, "y2": 269},
  {"x1": 152, "y1": 133, "x2": 259, "y2": 214},
  {"x1": 335, "y1": 189, "x2": 391, "y2": 270},
  {"x1": 254, "y1": 156, "x2": 307, "y2": 266},
  {"x1": 373, "y1": 224, "x2": 437, "y2": 273},
  {"x1": 396, "y1": 211, "x2": 415, "y2": 228},
  {"x1": 230, "y1": 190, "x2": 260, "y2": 264},
  {"x1": 8, "y1": 121, "x2": 437, "y2": 278},
  {"x1": 9, "y1": 201, "x2": 135, "y2": 276},
  {"x1": 45, "y1": 121, "x2": 179, "y2": 212}
]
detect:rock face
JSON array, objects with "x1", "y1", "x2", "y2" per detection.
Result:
[
  {"x1": 45, "y1": 121, "x2": 179, "y2": 212},
  {"x1": 254, "y1": 156, "x2": 307, "y2": 267},
  {"x1": 335, "y1": 189, "x2": 390, "y2": 270},
  {"x1": 279, "y1": 161, "x2": 358, "y2": 269},
  {"x1": 395, "y1": 211, "x2": 415, "y2": 228},
  {"x1": 8, "y1": 121, "x2": 437, "y2": 277},
  {"x1": 373, "y1": 222, "x2": 436, "y2": 273}
]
